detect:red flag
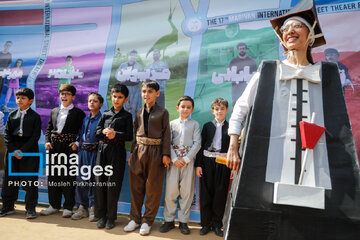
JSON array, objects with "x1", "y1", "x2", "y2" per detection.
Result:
[{"x1": 299, "y1": 121, "x2": 326, "y2": 149}]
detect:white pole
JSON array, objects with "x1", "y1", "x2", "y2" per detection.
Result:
[{"x1": 298, "y1": 112, "x2": 315, "y2": 185}]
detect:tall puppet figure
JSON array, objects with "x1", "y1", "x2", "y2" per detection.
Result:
[{"x1": 225, "y1": 0, "x2": 360, "y2": 239}]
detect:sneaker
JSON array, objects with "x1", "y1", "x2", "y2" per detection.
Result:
[
  {"x1": 213, "y1": 227, "x2": 224, "y2": 237},
  {"x1": 62, "y1": 209, "x2": 73, "y2": 218},
  {"x1": 179, "y1": 222, "x2": 190, "y2": 235},
  {"x1": 159, "y1": 221, "x2": 175, "y2": 233},
  {"x1": 139, "y1": 223, "x2": 151, "y2": 236},
  {"x1": 0, "y1": 207, "x2": 15, "y2": 217},
  {"x1": 88, "y1": 207, "x2": 99, "y2": 222},
  {"x1": 25, "y1": 209, "x2": 37, "y2": 219},
  {"x1": 40, "y1": 206, "x2": 59, "y2": 216},
  {"x1": 124, "y1": 220, "x2": 140, "y2": 232},
  {"x1": 200, "y1": 225, "x2": 212, "y2": 235},
  {"x1": 71, "y1": 205, "x2": 88, "y2": 220}
]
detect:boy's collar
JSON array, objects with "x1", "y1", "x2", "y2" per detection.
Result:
[
  {"x1": 19, "y1": 107, "x2": 30, "y2": 113},
  {"x1": 214, "y1": 118, "x2": 225, "y2": 125},
  {"x1": 60, "y1": 103, "x2": 74, "y2": 110},
  {"x1": 111, "y1": 106, "x2": 123, "y2": 113},
  {"x1": 179, "y1": 117, "x2": 189, "y2": 123}
]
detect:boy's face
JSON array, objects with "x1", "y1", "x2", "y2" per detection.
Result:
[
  {"x1": 16, "y1": 95, "x2": 33, "y2": 111},
  {"x1": 176, "y1": 100, "x2": 194, "y2": 120},
  {"x1": 111, "y1": 92, "x2": 128, "y2": 110},
  {"x1": 141, "y1": 86, "x2": 160, "y2": 105},
  {"x1": 66, "y1": 58, "x2": 73, "y2": 66},
  {"x1": 60, "y1": 91, "x2": 75, "y2": 107},
  {"x1": 211, "y1": 104, "x2": 229, "y2": 122},
  {"x1": 88, "y1": 95, "x2": 102, "y2": 112}
]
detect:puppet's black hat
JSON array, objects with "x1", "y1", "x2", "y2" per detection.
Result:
[{"x1": 270, "y1": 0, "x2": 326, "y2": 49}]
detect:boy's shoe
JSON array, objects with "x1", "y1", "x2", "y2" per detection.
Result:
[
  {"x1": 25, "y1": 209, "x2": 37, "y2": 219},
  {"x1": 62, "y1": 209, "x2": 73, "y2": 218},
  {"x1": 71, "y1": 205, "x2": 89, "y2": 220},
  {"x1": 200, "y1": 226, "x2": 212, "y2": 235},
  {"x1": 105, "y1": 219, "x2": 115, "y2": 229},
  {"x1": 97, "y1": 218, "x2": 106, "y2": 228},
  {"x1": 179, "y1": 222, "x2": 190, "y2": 235},
  {"x1": 213, "y1": 227, "x2": 224, "y2": 237},
  {"x1": 159, "y1": 221, "x2": 175, "y2": 233},
  {"x1": 0, "y1": 207, "x2": 15, "y2": 217},
  {"x1": 40, "y1": 206, "x2": 59, "y2": 216},
  {"x1": 89, "y1": 207, "x2": 99, "y2": 222},
  {"x1": 124, "y1": 220, "x2": 140, "y2": 232},
  {"x1": 139, "y1": 223, "x2": 151, "y2": 236}
]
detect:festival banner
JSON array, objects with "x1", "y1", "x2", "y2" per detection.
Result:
[{"x1": 0, "y1": 0, "x2": 359, "y2": 222}]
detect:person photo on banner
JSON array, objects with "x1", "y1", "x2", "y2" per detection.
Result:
[
  {"x1": 115, "y1": 50, "x2": 143, "y2": 121},
  {"x1": 0, "y1": 41, "x2": 12, "y2": 100},
  {"x1": 145, "y1": 49, "x2": 169, "y2": 108},
  {"x1": 324, "y1": 48, "x2": 354, "y2": 93},
  {"x1": 58, "y1": 56, "x2": 75, "y2": 90},
  {"x1": 3, "y1": 59, "x2": 23, "y2": 112},
  {"x1": 228, "y1": 42, "x2": 257, "y2": 107}
]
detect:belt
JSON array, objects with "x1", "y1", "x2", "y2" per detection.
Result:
[
  {"x1": 136, "y1": 136, "x2": 161, "y2": 145},
  {"x1": 203, "y1": 150, "x2": 227, "y2": 158},
  {"x1": 80, "y1": 142, "x2": 99, "y2": 152},
  {"x1": 173, "y1": 145, "x2": 190, "y2": 157},
  {"x1": 51, "y1": 133, "x2": 77, "y2": 143}
]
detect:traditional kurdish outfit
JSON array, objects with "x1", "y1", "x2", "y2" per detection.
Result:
[
  {"x1": 94, "y1": 107, "x2": 133, "y2": 221},
  {"x1": 163, "y1": 118, "x2": 201, "y2": 223},
  {"x1": 196, "y1": 119, "x2": 231, "y2": 229},
  {"x1": 45, "y1": 104, "x2": 85, "y2": 211},
  {"x1": 129, "y1": 104, "x2": 171, "y2": 226}
]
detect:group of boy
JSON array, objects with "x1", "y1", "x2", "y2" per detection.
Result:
[{"x1": 0, "y1": 80, "x2": 233, "y2": 237}]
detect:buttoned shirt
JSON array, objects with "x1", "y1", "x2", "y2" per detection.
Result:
[
  {"x1": 18, "y1": 107, "x2": 30, "y2": 136},
  {"x1": 212, "y1": 118, "x2": 225, "y2": 151},
  {"x1": 56, "y1": 104, "x2": 74, "y2": 134}
]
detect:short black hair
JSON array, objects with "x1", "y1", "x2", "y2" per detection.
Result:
[
  {"x1": 16, "y1": 88, "x2": 34, "y2": 100},
  {"x1": 66, "y1": 55, "x2": 73, "y2": 61},
  {"x1": 211, "y1": 97, "x2": 228, "y2": 109},
  {"x1": 237, "y1": 42, "x2": 247, "y2": 49},
  {"x1": 111, "y1": 83, "x2": 129, "y2": 98},
  {"x1": 142, "y1": 80, "x2": 159, "y2": 91},
  {"x1": 88, "y1": 92, "x2": 104, "y2": 104},
  {"x1": 59, "y1": 84, "x2": 76, "y2": 95},
  {"x1": 324, "y1": 48, "x2": 339, "y2": 56},
  {"x1": 177, "y1": 96, "x2": 194, "y2": 108},
  {"x1": 129, "y1": 50, "x2": 138, "y2": 55}
]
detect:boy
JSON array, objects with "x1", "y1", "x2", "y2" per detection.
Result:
[
  {"x1": 94, "y1": 83, "x2": 133, "y2": 230},
  {"x1": 160, "y1": 96, "x2": 201, "y2": 234},
  {"x1": 124, "y1": 80, "x2": 171, "y2": 236},
  {"x1": 0, "y1": 88, "x2": 41, "y2": 219},
  {"x1": 195, "y1": 98, "x2": 231, "y2": 237},
  {"x1": 41, "y1": 84, "x2": 85, "y2": 217},
  {"x1": 71, "y1": 92, "x2": 103, "y2": 221}
]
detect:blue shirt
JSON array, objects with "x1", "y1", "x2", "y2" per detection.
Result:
[{"x1": 79, "y1": 112, "x2": 102, "y2": 144}]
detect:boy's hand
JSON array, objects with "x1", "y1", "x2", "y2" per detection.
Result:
[
  {"x1": 230, "y1": 170, "x2": 235, "y2": 180},
  {"x1": 227, "y1": 135, "x2": 241, "y2": 171},
  {"x1": 14, "y1": 150, "x2": 23, "y2": 159},
  {"x1": 128, "y1": 154, "x2": 132, "y2": 166},
  {"x1": 106, "y1": 128, "x2": 116, "y2": 140},
  {"x1": 174, "y1": 158, "x2": 186, "y2": 167},
  {"x1": 162, "y1": 155, "x2": 171, "y2": 169},
  {"x1": 102, "y1": 128, "x2": 109, "y2": 135},
  {"x1": 69, "y1": 142, "x2": 78, "y2": 151},
  {"x1": 196, "y1": 167, "x2": 202, "y2": 178},
  {"x1": 45, "y1": 143, "x2": 53, "y2": 150}
]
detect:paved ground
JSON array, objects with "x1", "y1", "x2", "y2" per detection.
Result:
[{"x1": 0, "y1": 203, "x2": 221, "y2": 240}]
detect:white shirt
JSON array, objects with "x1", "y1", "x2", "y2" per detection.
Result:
[
  {"x1": 56, "y1": 104, "x2": 74, "y2": 134},
  {"x1": 212, "y1": 119, "x2": 225, "y2": 150},
  {"x1": 18, "y1": 107, "x2": 30, "y2": 136}
]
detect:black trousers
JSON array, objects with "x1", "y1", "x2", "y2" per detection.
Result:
[
  {"x1": 94, "y1": 143, "x2": 126, "y2": 220},
  {"x1": 200, "y1": 156, "x2": 231, "y2": 228},
  {"x1": 47, "y1": 142, "x2": 76, "y2": 210},
  {"x1": 2, "y1": 150, "x2": 39, "y2": 211}
]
